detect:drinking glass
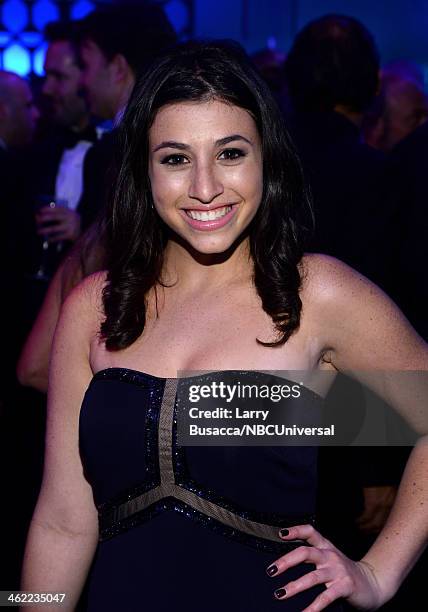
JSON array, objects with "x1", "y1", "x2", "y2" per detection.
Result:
[{"x1": 33, "y1": 195, "x2": 69, "y2": 281}]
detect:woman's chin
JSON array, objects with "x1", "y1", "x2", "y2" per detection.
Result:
[{"x1": 165, "y1": 233, "x2": 247, "y2": 265}]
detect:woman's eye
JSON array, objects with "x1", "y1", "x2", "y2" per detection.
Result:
[
  {"x1": 160, "y1": 154, "x2": 189, "y2": 165},
  {"x1": 218, "y1": 148, "x2": 246, "y2": 161}
]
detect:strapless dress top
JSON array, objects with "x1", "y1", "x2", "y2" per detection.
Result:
[{"x1": 79, "y1": 368, "x2": 343, "y2": 611}]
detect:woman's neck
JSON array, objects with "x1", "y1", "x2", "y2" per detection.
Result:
[{"x1": 161, "y1": 236, "x2": 253, "y2": 292}]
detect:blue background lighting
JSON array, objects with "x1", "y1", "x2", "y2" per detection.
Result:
[
  {"x1": 0, "y1": 1, "x2": 426, "y2": 83},
  {"x1": 70, "y1": 1, "x2": 95, "y2": 20},
  {"x1": 3, "y1": 43, "x2": 31, "y2": 75},
  {"x1": 2, "y1": 0, "x2": 28, "y2": 34}
]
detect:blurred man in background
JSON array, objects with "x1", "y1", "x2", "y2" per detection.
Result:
[
  {"x1": 34, "y1": 21, "x2": 99, "y2": 249},
  {"x1": 42, "y1": 21, "x2": 88, "y2": 133},
  {"x1": 79, "y1": 3, "x2": 176, "y2": 121},
  {"x1": 283, "y1": 14, "x2": 397, "y2": 289},
  {"x1": 76, "y1": 3, "x2": 177, "y2": 221}
]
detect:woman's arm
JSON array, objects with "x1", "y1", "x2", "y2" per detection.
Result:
[
  {"x1": 361, "y1": 437, "x2": 427, "y2": 596},
  {"x1": 269, "y1": 255, "x2": 428, "y2": 610},
  {"x1": 17, "y1": 264, "x2": 64, "y2": 393},
  {"x1": 320, "y1": 256, "x2": 428, "y2": 600},
  {"x1": 21, "y1": 274, "x2": 104, "y2": 610},
  {"x1": 16, "y1": 253, "x2": 84, "y2": 393}
]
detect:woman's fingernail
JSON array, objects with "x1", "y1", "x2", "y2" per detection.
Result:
[
  {"x1": 274, "y1": 588, "x2": 286, "y2": 599},
  {"x1": 266, "y1": 564, "x2": 278, "y2": 576},
  {"x1": 279, "y1": 528, "x2": 289, "y2": 537}
]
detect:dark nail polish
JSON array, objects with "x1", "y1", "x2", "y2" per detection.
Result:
[
  {"x1": 279, "y1": 528, "x2": 289, "y2": 537},
  {"x1": 274, "y1": 588, "x2": 286, "y2": 599},
  {"x1": 266, "y1": 564, "x2": 278, "y2": 576}
]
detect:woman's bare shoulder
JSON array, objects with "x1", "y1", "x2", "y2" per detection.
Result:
[
  {"x1": 60, "y1": 270, "x2": 108, "y2": 338},
  {"x1": 299, "y1": 253, "x2": 372, "y2": 300},
  {"x1": 299, "y1": 253, "x2": 427, "y2": 369},
  {"x1": 300, "y1": 252, "x2": 407, "y2": 325},
  {"x1": 65, "y1": 269, "x2": 107, "y2": 299}
]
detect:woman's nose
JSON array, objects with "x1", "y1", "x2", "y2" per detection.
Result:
[{"x1": 188, "y1": 163, "x2": 224, "y2": 203}]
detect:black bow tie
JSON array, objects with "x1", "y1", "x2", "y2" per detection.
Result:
[{"x1": 63, "y1": 125, "x2": 98, "y2": 149}]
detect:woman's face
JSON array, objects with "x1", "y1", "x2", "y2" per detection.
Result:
[{"x1": 148, "y1": 99, "x2": 263, "y2": 254}]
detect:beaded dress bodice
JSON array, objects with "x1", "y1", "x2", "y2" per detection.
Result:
[{"x1": 79, "y1": 367, "x2": 343, "y2": 612}]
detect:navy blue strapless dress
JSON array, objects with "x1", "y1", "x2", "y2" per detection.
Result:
[{"x1": 79, "y1": 368, "x2": 344, "y2": 611}]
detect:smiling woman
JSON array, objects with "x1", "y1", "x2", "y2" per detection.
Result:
[
  {"x1": 101, "y1": 40, "x2": 312, "y2": 352},
  {"x1": 21, "y1": 41, "x2": 428, "y2": 612},
  {"x1": 148, "y1": 100, "x2": 263, "y2": 250}
]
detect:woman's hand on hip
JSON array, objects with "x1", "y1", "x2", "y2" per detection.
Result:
[{"x1": 266, "y1": 524, "x2": 384, "y2": 611}]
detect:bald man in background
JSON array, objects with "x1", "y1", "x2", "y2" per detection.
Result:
[
  {"x1": 363, "y1": 62, "x2": 428, "y2": 152},
  {"x1": 0, "y1": 69, "x2": 39, "y2": 258},
  {"x1": 0, "y1": 70, "x2": 39, "y2": 150}
]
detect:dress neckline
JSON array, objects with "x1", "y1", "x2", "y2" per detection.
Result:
[
  {"x1": 92, "y1": 366, "x2": 306, "y2": 382},
  {"x1": 93, "y1": 366, "x2": 173, "y2": 382},
  {"x1": 89, "y1": 366, "x2": 324, "y2": 400}
]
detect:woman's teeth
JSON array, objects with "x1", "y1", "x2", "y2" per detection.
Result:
[{"x1": 186, "y1": 205, "x2": 232, "y2": 221}]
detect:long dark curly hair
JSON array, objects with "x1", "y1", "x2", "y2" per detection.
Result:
[{"x1": 101, "y1": 40, "x2": 313, "y2": 350}]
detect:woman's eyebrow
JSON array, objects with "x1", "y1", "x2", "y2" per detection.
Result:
[
  {"x1": 153, "y1": 140, "x2": 189, "y2": 152},
  {"x1": 152, "y1": 134, "x2": 253, "y2": 153},
  {"x1": 215, "y1": 134, "x2": 253, "y2": 146}
]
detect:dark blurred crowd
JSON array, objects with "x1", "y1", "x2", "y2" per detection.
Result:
[{"x1": 1, "y1": 5, "x2": 427, "y2": 609}]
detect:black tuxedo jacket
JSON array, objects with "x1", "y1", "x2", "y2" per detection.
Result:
[
  {"x1": 285, "y1": 110, "x2": 400, "y2": 292},
  {"x1": 77, "y1": 130, "x2": 119, "y2": 229}
]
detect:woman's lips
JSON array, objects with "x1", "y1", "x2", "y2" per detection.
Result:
[{"x1": 180, "y1": 204, "x2": 238, "y2": 231}]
